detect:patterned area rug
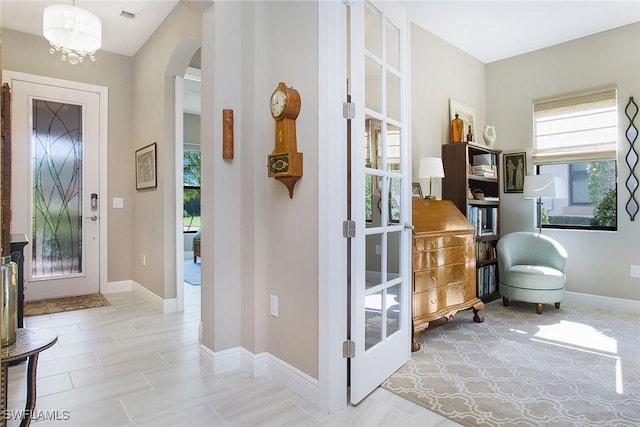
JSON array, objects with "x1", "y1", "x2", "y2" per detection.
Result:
[
  {"x1": 382, "y1": 300, "x2": 640, "y2": 427},
  {"x1": 184, "y1": 259, "x2": 201, "y2": 286},
  {"x1": 24, "y1": 293, "x2": 111, "y2": 316}
]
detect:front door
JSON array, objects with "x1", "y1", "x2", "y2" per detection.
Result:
[
  {"x1": 6, "y1": 72, "x2": 104, "y2": 300},
  {"x1": 349, "y1": 0, "x2": 411, "y2": 404}
]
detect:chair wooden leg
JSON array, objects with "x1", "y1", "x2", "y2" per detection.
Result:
[
  {"x1": 535, "y1": 303, "x2": 543, "y2": 314},
  {"x1": 555, "y1": 302, "x2": 561, "y2": 309},
  {"x1": 502, "y1": 297, "x2": 509, "y2": 307}
]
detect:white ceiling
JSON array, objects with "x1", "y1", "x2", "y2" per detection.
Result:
[
  {"x1": 401, "y1": 0, "x2": 640, "y2": 63},
  {"x1": 1, "y1": 0, "x2": 180, "y2": 57},
  {"x1": 1, "y1": 1, "x2": 638, "y2": 115},
  {"x1": 2, "y1": 1, "x2": 638, "y2": 63}
]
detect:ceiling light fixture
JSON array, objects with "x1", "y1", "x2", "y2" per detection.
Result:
[{"x1": 43, "y1": 1, "x2": 102, "y2": 65}]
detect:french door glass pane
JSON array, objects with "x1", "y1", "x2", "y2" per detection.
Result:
[
  {"x1": 365, "y1": 233, "x2": 382, "y2": 288},
  {"x1": 386, "y1": 284, "x2": 400, "y2": 337},
  {"x1": 365, "y1": 290, "x2": 383, "y2": 350},
  {"x1": 365, "y1": 57, "x2": 382, "y2": 113},
  {"x1": 386, "y1": 20, "x2": 400, "y2": 70},
  {"x1": 364, "y1": 4, "x2": 381, "y2": 58},
  {"x1": 386, "y1": 72, "x2": 401, "y2": 122},
  {"x1": 32, "y1": 100, "x2": 83, "y2": 278}
]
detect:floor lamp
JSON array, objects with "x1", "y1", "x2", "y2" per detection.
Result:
[
  {"x1": 523, "y1": 174, "x2": 557, "y2": 233},
  {"x1": 419, "y1": 157, "x2": 445, "y2": 200}
]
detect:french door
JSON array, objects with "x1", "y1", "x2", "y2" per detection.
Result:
[
  {"x1": 349, "y1": 0, "x2": 411, "y2": 404},
  {"x1": 5, "y1": 72, "x2": 104, "y2": 300}
]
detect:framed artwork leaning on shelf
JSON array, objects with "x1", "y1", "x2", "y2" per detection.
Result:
[{"x1": 503, "y1": 152, "x2": 526, "y2": 193}]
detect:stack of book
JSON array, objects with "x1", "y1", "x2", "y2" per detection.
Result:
[{"x1": 470, "y1": 164, "x2": 496, "y2": 178}]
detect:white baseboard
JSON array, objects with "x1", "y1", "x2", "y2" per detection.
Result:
[
  {"x1": 131, "y1": 281, "x2": 177, "y2": 314},
  {"x1": 565, "y1": 291, "x2": 640, "y2": 314},
  {"x1": 102, "y1": 280, "x2": 133, "y2": 294},
  {"x1": 199, "y1": 344, "x2": 320, "y2": 408}
]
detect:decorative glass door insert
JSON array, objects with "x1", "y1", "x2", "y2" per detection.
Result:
[{"x1": 31, "y1": 100, "x2": 84, "y2": 278}]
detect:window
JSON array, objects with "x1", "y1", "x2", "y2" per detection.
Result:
[
  {"x1": 533, "y1": 87, "x2": 617, "y2": 230},
  {"x1": 183, "y1": 145, "x2": 201, "y2": 232}
]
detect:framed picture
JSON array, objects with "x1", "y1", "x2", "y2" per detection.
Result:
[
  {"x1": 412, "y1": 182, "x2": 423, "y2": 198},
  {"x1": 135, "y1": 142, "x2": 157, "y2": 190},
  {"x1": 449, "y1": 99, "x2": 477, "y2": 143},
  {"x1": 503, "y1": 152, "x2": 526, "y2": 193}
]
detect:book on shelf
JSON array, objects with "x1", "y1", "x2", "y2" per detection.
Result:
[
  {"x1": 476, "y1": 264, "x2": 497, "y2": 298},
  {"x1": 467, "y1": 206, "x2": 498, "y2": 236}
]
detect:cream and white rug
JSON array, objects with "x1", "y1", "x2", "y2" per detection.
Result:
[{"x1": 382, "y1": 300, "x2": 640, "y2": 427}]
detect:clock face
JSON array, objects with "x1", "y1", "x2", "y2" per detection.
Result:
[{"x1": 270, "y1": 89, "x2": 288, "y2": 118}]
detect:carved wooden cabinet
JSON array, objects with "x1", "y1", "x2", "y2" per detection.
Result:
[{"x1": 411, "y1": 199, "x2": 484, "y2": 351}]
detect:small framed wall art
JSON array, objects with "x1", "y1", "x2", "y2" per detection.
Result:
[
  {"x1": 135, "y1": 142, "x2": 157, "y2": 190},
  {"x1": 412, "y1": 182, "x2": 423, "y2": 198},
  {"x1": 503, "y1": 152, "x2": 526, "y2": 193}
]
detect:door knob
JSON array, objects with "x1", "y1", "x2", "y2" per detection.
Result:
[
  {"x1": 86, "y1": 215, "x2": 97, "y2": 222},
  {"x1": 403, "y1": 222, "x2": 414, "y2": 232}
]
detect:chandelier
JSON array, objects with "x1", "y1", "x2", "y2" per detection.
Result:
[{"x1": 43, "y1": 2, "x2": 102, "y2": 65}]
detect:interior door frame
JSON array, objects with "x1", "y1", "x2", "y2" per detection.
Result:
[{"x1": 2, "y1": 70, "x2": 108, "y2": 297}]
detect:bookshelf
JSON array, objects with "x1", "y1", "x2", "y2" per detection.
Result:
[{"x1": 442, "y1": 142, "x2": 502, "y2": 302}]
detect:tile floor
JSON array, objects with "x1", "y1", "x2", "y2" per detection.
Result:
[{"x1": 6, "y1": 283, "x2": 460, "y2": 426}]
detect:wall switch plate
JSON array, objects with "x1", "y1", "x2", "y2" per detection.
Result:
[
  {"x1": 270, "y1": 295, "x2": 278, "y2": 317},
  {"x1": 112, "y1": 197, "x2": 124, "y2": 209},
  {"x1": 631, "y1": 264, "x2": 640, "y2": 278}
]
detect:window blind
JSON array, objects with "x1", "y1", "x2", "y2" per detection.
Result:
[{"x1": 533, "y1": 88, "x2": 617, "y2": 164}]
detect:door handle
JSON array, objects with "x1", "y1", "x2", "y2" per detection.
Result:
[
  {"x1": 86, "y1": 215, "x2": 97, "y2": 222},
  {"x1": 403, "y1": 222, "x2": 414, "y2": 232}
]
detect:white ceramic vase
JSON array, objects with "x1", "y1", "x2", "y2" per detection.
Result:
[{"x1": 483, "y1": 125, "x2": 496, "y2": 147}]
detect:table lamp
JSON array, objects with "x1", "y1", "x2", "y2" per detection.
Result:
[
  {"x1": 419, "y1": 157, "x2": 445, "y2": 200},
  {"x1": 523, "y1": 174, "x2": 557, "y2": 233}
]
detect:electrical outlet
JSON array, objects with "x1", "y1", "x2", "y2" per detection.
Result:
[
  {"x1": 631, "y1": 264, "x2": 640, "y2": 278},
  {"x1": 270, "y1": 295, "x2": 279, "y2": 317},
  {"x1": 375, "y1": 245, "x2": 382, "y2": 255},
  {"x1": 142, "y1": 254, "x2": 146, "y2": 266}
]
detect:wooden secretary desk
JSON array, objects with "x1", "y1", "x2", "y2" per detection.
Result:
[{"x1": 411, "y1": 199, "x2": 484, "y2": 351}]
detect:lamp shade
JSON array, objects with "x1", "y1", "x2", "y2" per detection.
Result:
[
  {"x1": 43, "y1": 4, "x2": 102, "y2": 64},
  {"x1": 419, "y1": 157, "x2": 445, "y2": 179},
  {"x1": 523, "y1": 174, "x2": 557, "y2": 199}
]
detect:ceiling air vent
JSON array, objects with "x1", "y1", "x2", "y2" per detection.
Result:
[{"x1": 120, "y1": 10, "x2": 136, "y2": 20}]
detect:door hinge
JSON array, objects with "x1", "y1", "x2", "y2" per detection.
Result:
[
  {"x1": 343, "y1": 102, "x2": 355, "y2": 120},
  {"x1": 343, "y1": 220, "x2": 356, "y2": 238},
  {"x1": 343, "y1": 339, "x2": 355, "y2": 358}
]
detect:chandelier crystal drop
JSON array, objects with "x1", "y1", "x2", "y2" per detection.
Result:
[{"x1": 43, "y1": 3, "x2": 102, "y2": 65}]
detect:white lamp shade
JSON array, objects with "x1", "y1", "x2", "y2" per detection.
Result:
[
  {"x1": 43, "y1": 5, "x2": 102, "y2": 53},
  {"x1": 523, "y1": 174, "x2": 557, "y2": 199},
  {"x1": 419, "y1": 157, "x2": 445, "y2": 179}
]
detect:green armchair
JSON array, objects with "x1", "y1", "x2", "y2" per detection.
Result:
[{"x1": 497, "y1": 232, "x2": 567, "y2": 314}]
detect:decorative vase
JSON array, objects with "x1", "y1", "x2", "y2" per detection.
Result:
[
  {"x1": 451, "y1": 113, "x2": 463, "y2": 143},
  {"x1": 483, "y1": 125, "x2": 496, "y2": 147},
  {"x1": 1, "y1": 255, "x2": 18, "y2": 347}
]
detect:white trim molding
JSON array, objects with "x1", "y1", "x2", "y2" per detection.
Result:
[
  {"x1": 103, "y1": 280, "x2": 133, "y2": 294},
  {"x1": 564, "y1": 291, "x2": 640, "y2": 314},
  {"x1": 199, "y1": 345, "x2": 320, "y2": 409},
  {"x1": 131, "y1": 281, "x2": 177, "y2": 313}
]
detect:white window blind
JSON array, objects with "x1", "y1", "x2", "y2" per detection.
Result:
[{"x1": 533, "y1": 88, "x2": 617, "y2": 163}]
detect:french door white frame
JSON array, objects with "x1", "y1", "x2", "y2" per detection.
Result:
[{"x1": 2, "y1": 70, "x2": 108, "y2": 298}]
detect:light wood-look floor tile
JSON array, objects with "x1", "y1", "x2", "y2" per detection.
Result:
[{"x1": 4, "y1": 283, "x2": 461, "y2": 426}]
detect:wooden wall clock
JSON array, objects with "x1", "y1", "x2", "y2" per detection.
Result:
[{"x1": 268, "y1": 82, "x2": 303, "y2": 198}]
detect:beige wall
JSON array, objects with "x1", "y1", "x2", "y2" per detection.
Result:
[
  {"x1": 1, "y1": 28, "x2": 135, "y2": 284},
  {"x1": 201, "y1": 0, "x2": 319, "y2": 378},
  {"x1": 131, "y1": 1, "x2": 201, "y2": 299},
  {"x1": 486, "y1": 23, "x2": 640, "y2": 300},
  {"x1": 184, "y1": 113, "x2": 200, "y2": 145},
  {"x1": 410, "y1": 23, "x2": 486, "y2": 197}
]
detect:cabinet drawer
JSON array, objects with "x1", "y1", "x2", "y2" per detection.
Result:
[
  {"x1": 413, "y1": 281, "x2": 476, "y2": 316},
  {"x1": 413, "y1": 245, "x2": 474, "y2": 270},
  {"x1": 442, "y1": 280, "x2": 476, "y2": 306},
  {"x1": 413, "y1": 234, "x2": 473, "y2": 251},
  {"x1": 413, "y1": 288, "x2": 439, "y2": 316},
  {"x1": 414, "y1": 262, "x2": 474, "y2": 292}
]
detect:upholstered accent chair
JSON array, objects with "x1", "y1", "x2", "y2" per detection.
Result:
[{"x1": 497, "y1": 232, "x2": 567, "y2": 314}]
